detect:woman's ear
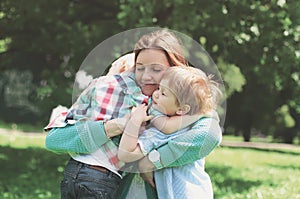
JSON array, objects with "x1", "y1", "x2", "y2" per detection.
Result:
[{"x1": 176, "y1": 104, "x2": 190, "y2": 115}]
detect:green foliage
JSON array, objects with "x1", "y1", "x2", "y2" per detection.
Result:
[
  {"x1": 1, "y1": 0, "x2": 300, "y2": 142},
  {"x1": 217, "y1": 58, "x2": 246, "y2": 97},
  {"x1": 116, "y1": 0, "x2": 300, "y2": 142},
  {"x1": 276, "y1": 105, "x2": 295, "y2": 128},
  {"x1": 0, "y1": 0, "x2": 123, "y2": 123}
]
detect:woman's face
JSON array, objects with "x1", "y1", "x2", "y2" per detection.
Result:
[{"x1": 135, "y1": 49, "x2": 170, "y2": 96}]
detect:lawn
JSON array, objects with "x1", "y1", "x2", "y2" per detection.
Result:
[
  {"x1": 206, "y1": 147, "x2": 300, "y2": 199},
  {"x1": 1, "y1": 132, "x2": 300, "y2": 199}
]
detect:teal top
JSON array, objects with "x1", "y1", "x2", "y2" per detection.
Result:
[{"x1": 45, "y1": 116, "x2": 222, "y2": 168}]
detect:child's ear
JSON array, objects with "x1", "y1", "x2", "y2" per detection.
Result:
[{"x1": 176, "y1": 105, "x2": 190, "y2": 115}]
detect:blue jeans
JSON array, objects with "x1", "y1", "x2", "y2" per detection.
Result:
[{"x1": 61, "y1": 158, "x2": 121, "y2": 199}]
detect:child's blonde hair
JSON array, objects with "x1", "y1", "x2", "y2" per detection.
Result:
[{"x1": 162, "y1": 66, "x2": 222, "y2": 115}]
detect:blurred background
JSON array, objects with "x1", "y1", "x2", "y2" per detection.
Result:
[
  {"x1": 1, "y1": 0, "x2": 299, "y2": 143},
  {"x1": 1, "y1": 1, "x2": 300, "y2": 198}
]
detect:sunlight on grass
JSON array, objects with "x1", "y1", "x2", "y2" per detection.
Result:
[
  {"x1": 0, "y1": 133, "x2": 46, "y2": 149},
  {"x1": 206, "y1": 147, "x2": 300, "y2": 199}
]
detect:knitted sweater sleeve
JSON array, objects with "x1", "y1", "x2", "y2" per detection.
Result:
[
  {"x1": 157, "y1": 117, "x2": 222, "y2": 168},
  {"x1": 45, "y1": 120, "x2": 109, "y2": 154}
]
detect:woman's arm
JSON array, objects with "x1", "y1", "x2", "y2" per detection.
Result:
[
  {"x1": 159, "y1": 117, "x2": 222, "y2": 167},
  {"x1": 139, "y1": 116, "x2": 222, "y2": 170},
  {"x1": 45, "y1": 118, "x2": 127, "y2": 154},
  {"x1": 45, "y1": 120, "x2": 108, "y2": 154}
]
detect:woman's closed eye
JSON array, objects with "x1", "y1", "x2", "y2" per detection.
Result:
[
  {"x1": 136, "y1": 67, "x2": 145, "y2": 71},
  {"x1": 152, "y1": 64, "x2": 165, "y2": 72},
  {"x1": 153, "y1": 68, "x2": 162, "y2": 72}
]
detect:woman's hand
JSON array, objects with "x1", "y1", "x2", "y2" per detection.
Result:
[
  {"x1": 140, "y1": 172, "x2": 155, "y2": 188},
  {"x1": 104, "y1": 114, "x2": 130, "y2": 138},
  {"x1": 138, "y1": 156, "x2": 156, "y2": 188},
  {"x1": 138, "y1": 155, "x2": 155, "y2": 172}
]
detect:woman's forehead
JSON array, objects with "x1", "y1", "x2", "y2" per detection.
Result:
[{"x1": 136, "y1": 49, "x2": 170, "y2": 65}]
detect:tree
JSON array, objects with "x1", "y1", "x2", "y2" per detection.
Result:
[
  {"x1": 1, "y1": 0, "x2": 299, "y2": 143},
  {"x1": 117, "y1": 0, "x2": 300, "y2": 142},
  {"x1": 0, "y1": 0, "x2": 122, "y2": 124}
]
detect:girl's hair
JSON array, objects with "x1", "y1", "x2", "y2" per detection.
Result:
[
  {"x1": 163, "y1": 66, "x2": 222, "y2": 115},
  {"x1": 134, "y1": 30, "x2": 187, "y2": 66}
]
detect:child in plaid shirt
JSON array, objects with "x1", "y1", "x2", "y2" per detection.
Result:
[{"x1": 118, "y1": 66, "x2": 222, "y2": 199}]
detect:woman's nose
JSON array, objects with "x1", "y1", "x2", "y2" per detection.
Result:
[{"x1": 141, "y1": 69, "x2": 153, "y2": 81}]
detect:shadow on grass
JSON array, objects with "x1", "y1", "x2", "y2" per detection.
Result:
[
  {"x1": 0, "y1": 146, "x2": 69, "y2": 198},
  {"x1": 266, "y1": 163, "x2": 300, "y2": 171},
  {"x1": 207, "y1": 164, "x2": 262, "y2": 198},
  {"x1": 221, "y1": 145, "x2": 300, "y2": 156}
]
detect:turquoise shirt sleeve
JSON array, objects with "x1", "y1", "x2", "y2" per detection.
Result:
[
  {"x1": 45, "y1": 120, "x2": 109, "y2": 154},
  {"x1": 157, "y1": 117, "x2": 222, "y2": 168}
]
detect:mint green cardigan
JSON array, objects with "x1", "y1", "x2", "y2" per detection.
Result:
[{"x1": 45, "y1": 117, "x2": 222, "y2": 168}]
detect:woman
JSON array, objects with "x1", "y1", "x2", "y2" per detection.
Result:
[{"x1": 45, "y1": 29, "x2": 222, "y2": 198}]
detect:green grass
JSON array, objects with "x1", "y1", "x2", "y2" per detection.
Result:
[
  {"x1": 0, "y1": 133, "x2": 46, "y2": 149},
  {"x1": 1, "y1": 133, "x2": 300, "y2": 198},
  {"x1": 0, "y1": 146, "x2": 69, "y2": 199},
  {"x1": 206, "y1": 147, "x2": 300, "y2": 199}
]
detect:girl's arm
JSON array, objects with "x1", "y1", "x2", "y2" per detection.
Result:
[
  {"x1": 152, "y1": 114, "x2": 203, "y2": 134},
  {"x1": 118, "y1": 104, "x2": 152, "y2": 162}
]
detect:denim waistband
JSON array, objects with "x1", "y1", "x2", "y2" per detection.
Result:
[{"x1": 66, "y1": 158, "x2": 121, "y2": 179}]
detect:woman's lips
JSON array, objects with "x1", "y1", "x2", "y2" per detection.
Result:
[
  {"x1": 141, "y1": 84, "x2": 157, "y2": 89},
  {"x1": 140, "y1": 83, "x2": 158, "y2": 96},
  {"x1": 142, "y1": 83, "x2": 156, "y2": 86}
]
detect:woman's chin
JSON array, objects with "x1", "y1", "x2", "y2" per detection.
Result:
[{"x1": 141, "y1": 86, "x2": 157, "y2": 96}]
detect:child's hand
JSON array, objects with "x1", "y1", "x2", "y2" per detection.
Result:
[{"x1": 131, "y1": 104, "x2": 153, "y2": 123}]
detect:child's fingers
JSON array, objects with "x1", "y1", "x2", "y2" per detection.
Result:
[
  {"x1": 131, "y1": 104, "x2": 148, "y2": 115},
  {"x1": 131, "y1": 106, "x2": 137, "y2": 112},
  {"x1": 146, "y1": 115, "x2": 154, "y2": 121}
]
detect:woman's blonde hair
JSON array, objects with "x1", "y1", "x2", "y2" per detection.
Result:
[
  {"x1": 134, "y1": 30, "x2": 187, "y2": 66},
  {"x1": 162, "y1": 66, "x2": 222, "y2": 115}
]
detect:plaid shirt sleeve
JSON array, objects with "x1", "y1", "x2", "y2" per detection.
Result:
[
  {"x1": 44, "y1": 78, "x2": 98, "y2": 130},
  {"x1": 44, "y1": 75, "x2": 126, "y2": 129}
]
